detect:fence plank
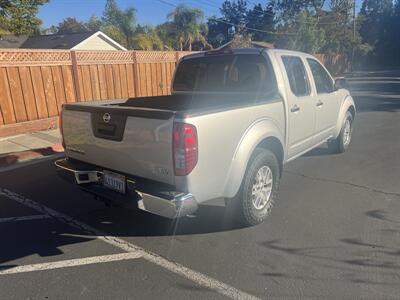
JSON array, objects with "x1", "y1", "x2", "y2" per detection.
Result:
[
  {"x1": 30, "y1": 67, "x2": 48, "y2": 119},
  {"x1": 81, "y1": 65, "x2": 93, "y2": 101},
  {"x1": 145, "y1": 63, "x2": 152, "y2": 96},
  {"x1": 19, "y1": 67, "x2": 38, "y2": 121},
  {"x1": 151, "y1": 63, "x2": 157, "y2": 96},
  {"x1": 126, "y1": 64, "x2": 135, "y2": 97},
  {"x1": 166, "y1": 62, "x2": 172, "y2": 95},
  {"x1": 76, "y1": 66, "x2": 85, "y2": 101},
  {"x1": 112, "y1": 64, "x2": 122, "y2": 99},
  {"x1": 51, "y1": 66, "x2": 66, "y2": 112},
  {"x1": 119, "y1": 64, "x2": 128, "y2": 98},
  {"x1": 138, "y1": 63, "x2": 146, "y2": 97},
  {"x1": 156, "y1": 63, "x2": 162, "y2": 96},
  {"x1": 7, "y1": 67, "x2": 28, "y2": 122},
  {"x1": 0, "y1": 67, "x2": 16, "y2": 124},
  {"x1": 0, "y1": 108, "x2": 4, "y2": 125},
  {"x1": 89, "y1": 65, "x2": 101, "y2": 100},
  {"x1": 105, "y1": 64, "x2": 115, "y2": 99},
  {"x1": 161, "y1": 62, "x2": 167, "y2": 95},
  {"x1": 61, "y1": 65, "x2": 76, "y2": 103},
  {"x1": 41, "y1": 66, "x2": 58, "y2": 117},
  {"x1": 97, "y1": 65, "x2": 108, "y2": 99}
]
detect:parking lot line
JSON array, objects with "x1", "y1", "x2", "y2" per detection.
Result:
[
  {"x1": 0, "y1": 215, "x2": 50, "y2": 223},
  {"x1": 0, "y1": 187, "x2": 261, "y2": 300},
  {"x1": 0, "y1": 252, "x2": 142, "y2": 275}
]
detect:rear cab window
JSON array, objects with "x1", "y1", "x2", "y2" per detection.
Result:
[
  {"x1": 281, "y1": 56, "x2": 310, "y2": 97},
  {"x1": 173, "y1": 54, "x2": 278, "y2": 99}
]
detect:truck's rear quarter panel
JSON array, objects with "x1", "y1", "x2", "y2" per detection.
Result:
[{"x1": 177, "y1": 100, "x2": 285, "y2": 203}]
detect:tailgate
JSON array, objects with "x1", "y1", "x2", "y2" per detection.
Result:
[{"x1": 62, "y1": 104, "x2": 176, "y2": 185}]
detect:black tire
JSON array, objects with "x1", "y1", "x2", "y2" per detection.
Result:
[
  {"x1": 328, "y1": 111, "x2": 354, "y2": 153},
  {"x1": 227, "y1": 148, "x2": 280, "y2": 226}
]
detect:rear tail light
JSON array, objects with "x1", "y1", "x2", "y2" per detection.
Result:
[
  {"x1": 59, "y1": 112, "x2": 65, "y2": 148},
  {"x1": 173, "y1": 122, "x2": 198, "y2": 176}
]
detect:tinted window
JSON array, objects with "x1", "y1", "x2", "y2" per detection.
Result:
[
  {"x1": 307, "y1": 58, "x2": 334, "y2": 94},
  {"x1": 282, "y1": 56, "x2": 310, "y2": 97},
  {"x1": 173, "y1": 54, "x2": 277, "y2": 95}
]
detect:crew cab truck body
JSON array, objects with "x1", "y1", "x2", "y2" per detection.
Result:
[{"x1": 56, "y1": 48, "x2": 356, "y2": 225}]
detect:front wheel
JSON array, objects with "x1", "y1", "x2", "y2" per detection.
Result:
[
  {"x1": 329, "y1": 111, "x2": 354, "y2": 153},
  {"x1": 227, "y1": 148, "x2": 280, "y2": 226}
]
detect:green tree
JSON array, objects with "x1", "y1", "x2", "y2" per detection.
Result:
[
  {"x1": 101, "y1": 24, "x2": 126, "y2": 47},
  {"x1": 246, "y1": 3, "x2": 276, "y2": 41},
  {"x1": 359, "y1": 0, "x2": 395, "y2": 65},
  {"x1": 156, "y1": 22, "x2": 179, "y2": 50},
  {"x1": 85, "y1": 15, "x2": 103, "y2": 32},
  {"x1": 56, "y1": 17, "x2": 87, "y2": 34},
  {"x1": 132, "y1": 25, "x2": 163, "y2": 50},
  {"x1": 207, "y1": 17, "x2": 231, "y2": 48},
  {"x1": 0, "y1": 0, "x2": 48, "y2": 35},
  {"x1": 102, "y1": 0, "x2": 136, "y2": 49},
  {"x1": 359, "y1": 0, "x2": 393, "y2": 47},
  {"x1": 167, "y1": 4, "x2": 210, "y2": 51},
  {"x1": 272, "y1": 0, "x2": 327, "y2": 21},
  {"x1": 276, "y1": 11, "x2": 326, "y2": 53},
  {"x1": 320, "y1": 1, "x2": 355, "y2": 54},
  {"x1": 220, "y1": 0, "x2": 248, "y2": 33},
  {"x1": 207, "y1": 1, "x2": 276, "y2": 48}
]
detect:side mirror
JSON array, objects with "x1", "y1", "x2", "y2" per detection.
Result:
[{"x1": 334, "y1": 77, "x2": 346, "y2": 90}]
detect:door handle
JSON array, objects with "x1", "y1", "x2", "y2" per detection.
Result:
[
  {"x1": 316, "y1": 100, "x2": 324, "y2": 107},
  {"x1": 290, "y1": 105, "x2": 300, "y2": 113}
]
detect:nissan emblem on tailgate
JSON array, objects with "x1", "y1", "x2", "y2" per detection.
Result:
[{"x1": 103, "y1": 113, "x2": 111, "y2": 123}]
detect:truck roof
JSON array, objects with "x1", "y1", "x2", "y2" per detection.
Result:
[{"x1": 182, "y1": 48, "x2": 316, "y2": 61}]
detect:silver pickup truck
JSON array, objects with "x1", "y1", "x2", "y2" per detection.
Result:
[{"x1": 56, "y1": 48, "x2": 356, "y2": 226}]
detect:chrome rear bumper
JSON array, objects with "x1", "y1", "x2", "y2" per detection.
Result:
[{"x1": 55, "y1": 158, "x2": 197, "y2": 219}]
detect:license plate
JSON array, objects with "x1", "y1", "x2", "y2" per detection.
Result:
[{"x1": 103, "y1": 170, "x2": 126, "y2": 194}]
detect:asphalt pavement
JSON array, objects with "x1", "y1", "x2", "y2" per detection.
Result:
[{"x1": 0, "y1": 71, "x2": 399, "y2": 299}]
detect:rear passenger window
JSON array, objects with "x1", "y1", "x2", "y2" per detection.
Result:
[
  {"x1": 282, "y1": 56, "x2": 310, "y2": 97},
  {"x1": 307, "y1": 58, "x2": 334, "y2": 94}
]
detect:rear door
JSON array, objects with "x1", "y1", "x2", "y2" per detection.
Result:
[
  {"x1": 279, "y1": 55, "x2": 315, "y2": 158},
  {"x1": 306, "y1": 58, "x2": 341, "y2": 142}
]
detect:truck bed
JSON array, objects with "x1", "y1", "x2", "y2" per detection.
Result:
[
  {"x1": 117, "y1": 92, "x2": 280, "y2": 116},
  {"x1": 64, "y1": 91, "x2": 280, "y2": 119}
]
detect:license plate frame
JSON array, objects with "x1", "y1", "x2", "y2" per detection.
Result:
[{"x1": 102, "y1": 170, "x2": 126, "y2": 194}]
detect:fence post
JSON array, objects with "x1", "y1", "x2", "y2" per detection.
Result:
[
  {"x1": 70, "y1": 50, "x2": 81, "y2": 101},
  {"x1": 175, "y1": 51, "x2": 180, "y2": 66},
  {"x1": 132, "y1": 51, "x2": 141, "y2": 97}
]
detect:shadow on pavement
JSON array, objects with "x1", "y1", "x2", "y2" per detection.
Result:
[
  {"x1": 0, "y1": 219, "x2": 95, "y2": 269},
  {"x1": 80, "y1": 203, "x2": 247, "y2": 237}
]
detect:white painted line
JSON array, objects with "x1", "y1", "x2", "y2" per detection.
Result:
[
  {"x1": 0, "y1": 188, "x2": 261, "y2": 300},
  {"x1": 0, "y1": 252, "x2": 142, "y2": 275},
  {"x1": 0, "y1": 214, "x2": 50, "y2": 223}
]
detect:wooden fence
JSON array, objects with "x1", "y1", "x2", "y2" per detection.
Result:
[
  {"x1": 315, "y1": 53, "x2": 349, "y2": 76},
  {"x1": 0, "y1": 49, "x2": 190, "y2": 137},
  {"x1": 0, "y1": 49, "x2": 348, "y2": 137}
]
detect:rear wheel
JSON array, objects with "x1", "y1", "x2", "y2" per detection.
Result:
[
  {"x1": 329, "y1": 111, "x2": 354, "y2": 153},
  {"x1": 227, "y1": 148, "x2": 280, "y2": 226}
]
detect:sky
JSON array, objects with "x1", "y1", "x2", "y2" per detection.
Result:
[{"x1": 38, "y1": 0, "x2": 363, "y2": 29}]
